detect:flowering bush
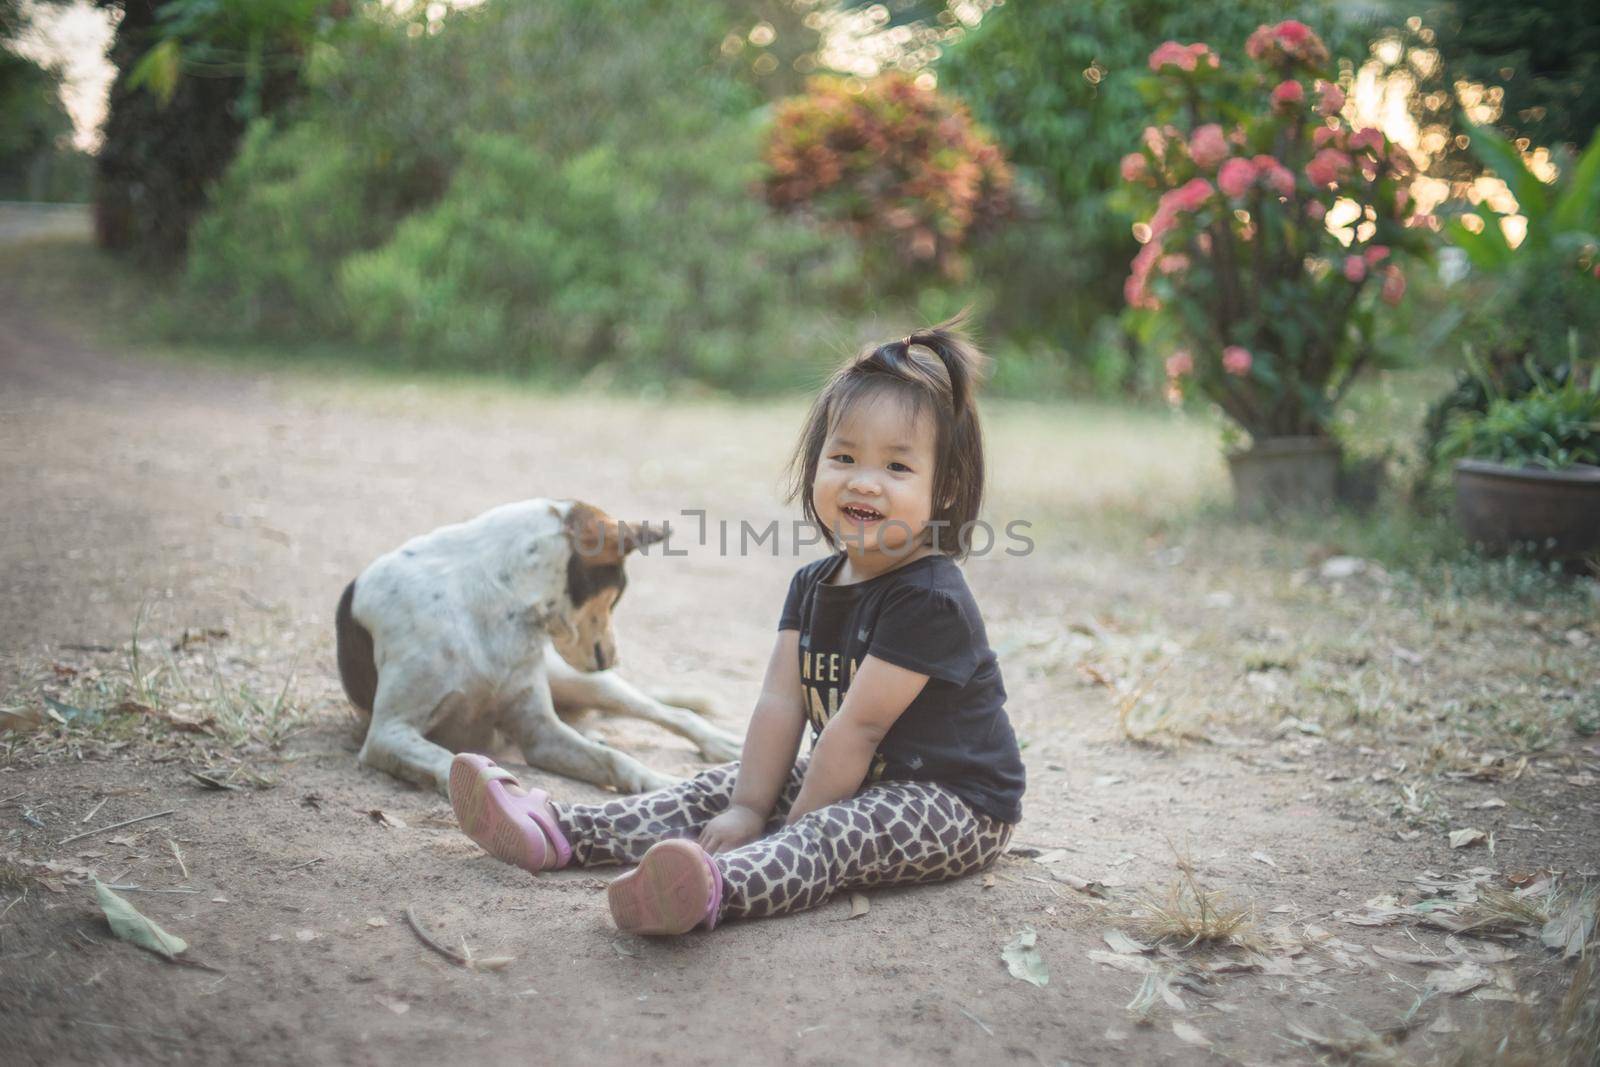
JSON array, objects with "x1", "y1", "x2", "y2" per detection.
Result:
[
  {"x1": 1121, "y1": 20, "x2": 1429, "y2": 441},
  {"x1": 762, "y1": 73, "x2": 1012, "y2": 281}
]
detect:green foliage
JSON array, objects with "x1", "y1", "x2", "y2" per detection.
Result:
[
  {"x1": 0, "y1": 13, "x2": 88, "y2": 201},
  {"x1": 761, "y1": 72, "x2": 1011, "y2": 284},
  {"x1": 95, "y1": 0, "x2": 317, "y2": 263},
  {"x1": 934, "y1": 0, "x2": 1358, "y2": 387},
  {"x1": 181, "y1": 0, "x2": 862, "y2": 387},
  {"x1": 1428, "y1": 0, "x2": 1600, "y2": 150},
  {"x1": 1440, "y1": 368, "x2": 1600, "y2": 470},
  {"x1": 1419, "y1": 123, "x2": 1600, "y2": 489}
]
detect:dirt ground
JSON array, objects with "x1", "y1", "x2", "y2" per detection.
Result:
[{"x1": 2, "y1": 215, "x2": 1598, "y2": 1066}]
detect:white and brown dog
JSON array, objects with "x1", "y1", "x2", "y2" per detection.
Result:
[{"x1": 335, "y1": 499, "x2": 741, "y2": 796}]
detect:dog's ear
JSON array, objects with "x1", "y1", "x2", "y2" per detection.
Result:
[{"x1": 563, "y1": 503, "x2": 665, "y2": 565}]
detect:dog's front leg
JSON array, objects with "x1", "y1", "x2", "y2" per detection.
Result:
[
  {"x1": 543, "y1": 646, "x2": 743, "y2": 763},
  {"x1": 359, "y1": 717, "x2": 457, "y2": 796},
  {"x1": 504, "y1": 662, "x2": 680, "y2": 795}
]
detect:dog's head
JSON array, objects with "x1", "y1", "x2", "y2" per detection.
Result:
[{"x1": 548, "y1": 501, "x2": 667, "y2": 672}]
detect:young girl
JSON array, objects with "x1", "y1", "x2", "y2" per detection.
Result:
[{"x1": 447, "y1": 315, "x2": 1026, "y2": 934}]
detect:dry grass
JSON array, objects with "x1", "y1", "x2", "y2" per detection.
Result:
[
  {"x1": 1433, "y1": 956, "x2": 1599, "y2": 1067},
  {"x1": 1, "y1": 606, "x2": 310, "y2": 756},
  {"x1": 1124, "y1": 849, "x2": 1258, "y2": 951}
]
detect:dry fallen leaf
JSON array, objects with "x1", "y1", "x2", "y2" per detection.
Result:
[
  {"x1": 981, "y1": 874, "x2": 996, "y2": 889},
  {"x1": 366, "y1": 809, "x2": 407, "y2": 830},
  {"x1": 848, "y1": 893, "x2": 870, "y2": 920},
  {"x1": 366, "y1": 916, "x2": 389, "y2": 928},
  {"x1": 1427, "y1": 961, "x2": 1492, "y2": 996},
  {"x1": 1103, "y1": 930, "x2": 1153, "y2": 955},
  {"x1": 1088, "y1": 950, "x2": 1156, "y2": 975},
  {"x1": 93, "y1": 879, "x2": 187, "y2": 960},
  {"x1": 1370, "y1": 945, "x2": 1447, "y2": 966},
  {"x1": 1449, "y1": 828, "x2": 1486, "y2": 849},
  {"x1": 1002, "y1": 928, "x2": 1049, "y2": 988},
  {"x1": 1172, "y1": 1021, "x2": 1210, "y2": 1048},
  {"x1": 1250, "y1": 851, "x2": 1278, "y2": 869},
  {"x1": 377, "y1": 996, "x2": 409, "y2": 1015},
  {"x1": 295, "y1": 929, "x2": 319, "y2": 942}
]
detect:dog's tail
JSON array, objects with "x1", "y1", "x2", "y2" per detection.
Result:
[{"x1": 335, "y1": 580, "x2": 377, "y2": 727}]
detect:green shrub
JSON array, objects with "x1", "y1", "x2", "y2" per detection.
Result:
[
  {"x1": 180, "y1": 0, "x2": 862, "y2": 386},
  {"x1": 1441, "y1": 369, "x2": 1600, "y2": 469}
]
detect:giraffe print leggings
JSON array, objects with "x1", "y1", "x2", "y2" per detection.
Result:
[{"x1": 551, "y1": 759, "x2": 1014, "y2": 922}]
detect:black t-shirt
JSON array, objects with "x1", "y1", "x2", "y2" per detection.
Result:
[{"x1": 778, "y1": 551, "x2": 1026, "y2": 824}]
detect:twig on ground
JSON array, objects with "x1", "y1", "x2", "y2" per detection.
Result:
[
  {"x1": 168, "y1": 839, "x2": 188, "y2": 880},
  {"x1": 58, "y1": 809, "x2": 176, "y2": 847},
  {"x1": 403, "y1": 905, "x2": 470, "y2": 967},
  {"x1": 958, "y1": 1007, "x2": 995, "y2": 1036},
  {"x1": 0, "y1": 791, "x2": 25, "y2": 807},
  {"x1": 101, "y1": 884, "x2": 199, "y2": 895},
  {"x1": 79, "y1": 797, "x2": 109, "y2": 824},
  {"x1": 285, "y1": 857, "x2": 323, "y2": 872}
]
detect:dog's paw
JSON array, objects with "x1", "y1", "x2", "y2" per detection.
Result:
[
  {"x1": 624, "y1": 771, "x2": 682, "y2": 795},
  {"x1": 696, "y1": 733, "x2": 742, "y2": 764}
]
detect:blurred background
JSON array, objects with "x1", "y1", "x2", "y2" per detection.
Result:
[{"x1": 2, "y1": 0, "x2": 1596, "y2": 518}]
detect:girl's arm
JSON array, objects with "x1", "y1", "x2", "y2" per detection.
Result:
[
  {"x1": 699, "y1": 629, "x2": 806, "y2": 853},
  {"x1": 784, "y1": 655, "x2": 929, "y2": 824}
]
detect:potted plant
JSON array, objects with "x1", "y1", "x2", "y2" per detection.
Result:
[
  {"x1": 1420, "y1": 123, "x2": 1600, "y2": 504},
  {"x1": 1119, "y1": 22, "x2": 1429, "y2": 513},
  {"x1": 1442, "y1": 367, "x2": 1600, "y2": 566}
]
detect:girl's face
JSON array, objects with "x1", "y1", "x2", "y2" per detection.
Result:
[{"x1": 812, "y1": 391, "x2": 938, "y2": 560}]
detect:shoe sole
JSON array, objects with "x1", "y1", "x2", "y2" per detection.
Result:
[
  {"x1": 608, "y1": 839, "x2": 713, "y2": 935},
  {"x1": 448, "y1": 756, "x2": 546, "y2": 874}
]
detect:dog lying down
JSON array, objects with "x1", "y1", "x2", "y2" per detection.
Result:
[{"x1": 336, "y1": 499, "x2": 742, "y2": 796}]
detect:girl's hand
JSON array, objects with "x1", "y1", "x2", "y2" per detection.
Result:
[{"x1": 699, "y1": 805, "x2": 766, "y2": 854}]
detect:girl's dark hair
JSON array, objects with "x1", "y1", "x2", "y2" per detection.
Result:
[{"x1": 786, "y1": 311, "x2": 990, "y2": 561}]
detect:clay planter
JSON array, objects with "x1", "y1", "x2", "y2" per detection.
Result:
[
  {"x1": 1226, "y1": 436, "x2": 1341, "y2": 516},
  {"x1": 1453, "y1": 459, "x2": 1600, "y2": 563}
]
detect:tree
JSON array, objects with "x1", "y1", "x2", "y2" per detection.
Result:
[
  {"x1": 1429, "y1": 0, "x2": 1600, "y2": 150},
  {"x1": 93, "y1": 0, "x2": 329, "y2": 264}
]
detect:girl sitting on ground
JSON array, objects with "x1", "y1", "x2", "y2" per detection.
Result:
[{"x1": 447, "y1": 314, "x2": 1026, "y2": 933}]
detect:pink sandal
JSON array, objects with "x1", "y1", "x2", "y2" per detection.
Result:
[
  {"x1": 607, "y1": 838, "x2": 724, "y2": 935},
  {"x1": 448, "y1": 753, "x2": 572, "y2": 874}
]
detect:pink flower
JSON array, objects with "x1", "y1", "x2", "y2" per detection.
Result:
[
  {"x1": 1149, "y1": 41, "x2": 1218, "y2": 72},
  {"x1": 1120, "y1": 152, "x2": 1149, "y2": 183},
  {"x1": 1189, "y1": 124, "x2": 1229, "y2": 170},
  {"x1": 1222, "y1": 346, "x2": 1253, "y2": 376},
  {"x1": 1380, "y1": 265, "x2": 1406, "y2": 304},
  {"x1": 1245, "y1": 20, "x2": 1330, "y2": 66},
  {"x1": 1348, "y1": 127, "x2": 1385, "y2": 154},
  {"x1": 1124, "y1": 242, "x2": 1163, "y2": 310},
  {"x1": 1315, "y1": 81, "x2": 1345, "y2": 117},
  {"x1": 1343, "y1": 255, "x2": 1367, "y2": 283},
  {"x1": 1306, "y1": 200, "x2": 1327, "y2": 221},
  {"x1": 1270, "y1": 80, "x2": 1305, "y2": 112},
  {"x1": 1165, "y1": 350, "x2": 1194, "y2": 378},
  {"x1": 1142, "y1": 125, "x2": 1167, "y2": 157},
  {"x1": 1363, "y1": 245, "x2": 1390, "y2": 266},
  {"x1": 1252, "y1": 154, "x2": 1295, "y2": 197},
  {"x1": 1227, "y1": 125, "x2": 1248, "y2": 147},
  {"x1": 1305, "y1": 148, "x2": 1351, "y2": 187},
  {"x1": 1218, "y1": 157, "x2": 1256, "y2": 197},
  {"x1": 1312, "y1": 126, "x2": 1341, "y2": 149},
  {"x1": 1167, "y1": 177, "x2": 1215, "y2": 212}
]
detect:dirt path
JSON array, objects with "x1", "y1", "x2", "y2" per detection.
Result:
[{"x1": 2, "y1": 219, "x2": 1597, "y2": 1066}]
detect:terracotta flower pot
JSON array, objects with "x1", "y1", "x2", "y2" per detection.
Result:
[
  {"x1": 1226, "y1": 436, "x2": 1341, "y2": 516},
  {"x1": 1453, "y1": 459, "x2": 1600, "y2": 563}
]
